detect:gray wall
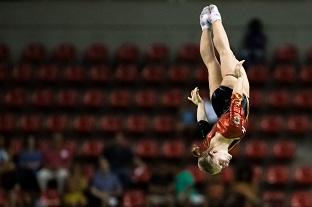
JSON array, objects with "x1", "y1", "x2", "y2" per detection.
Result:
[{"x1": 0, "y1": 1, "x2": 312, "y2": 60}]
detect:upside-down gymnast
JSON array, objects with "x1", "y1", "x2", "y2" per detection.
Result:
[{"x1": 188, "y1": 4, "x2": 250, "y2": 175}]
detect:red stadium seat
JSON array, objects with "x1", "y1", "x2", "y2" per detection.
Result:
[
  {"x1": 89, "y1": 65, "x2": 110, "y2": 83},
  {"x1": 31, "y1": 90, "x2": 54, "y2": 107},
  {"x1": 39, "y1": 190, "x2": 61, "y2": 207},
  {"x1": 186, "y1": 165, "x2": 206, "y2": 184},
  {"x1": 141, "y1": 64, "x2": 165, "y2": 84},
  {"x1": 306, "y1": 47, "x2": 312, "y2": 63},
  {"x1": 134, "y1": 90, "x2": 157, "y2": 108},
  {"x1": 109, "y1": 90, "x2": 131, "y2": 108},
  {"x1": 19, "y1": 115, "x2": 42, "y2": 133},
  {"x1": 273, "y1": 65, "x2": 296, "y2": 84},
  {"x1": 168, "y1": 64, "x2": 191, "y2": 83},
  {"x1": 56, "y1": 90, "x2": 79, "y2": 108},
  {"x1": 3, "y1": 89, "x2": 27, "y2": 107},
  {"x1": 249, "y1": 89, "x2": 265, "y2": 109},
  {"x1": 292, "y1": 90, "x2": 312, "y2": 110},
  {"x1": 46, "y1": 115, "x2": 69, "y2": 132},
  {"x1": 162, "y1": 140, "x2": 185, "y2": 158},
  {"x1": 98, "y1": 116, "x2": 122, "y2": 133},
  {"x1": 0, "y1": 43, "x2": 10, "y2": 63},
  {"x1": 82, "y1": 164, "x2": 96, "y2": 181},
  {"x1": 126, "y1": 115, "x2": 149, "y2": 134},
  {"x1": 145, "y1": 43, "x2": 169, "y2": 63},
  {"x1": 9, "y1": 138, "x2": 23, "y2": 156},
  {"x1": 82, "y1": 90, "x2": 105, "y2": 108},
  {"x1": 259, "y1": 115, "x2": 284, "y2": 134},
  {"x1": 73, "y1": 116, "x2": 96, "y2": 133},
  {"x1": 63, "y1": 65, "x2": 85, "y2": 83},
  {"x1": 161, "y1": 89, "x2": 183, "y2": 108},
  {"x1": 11, "y1": 64, "x2": 33, "y2": 82},
  {"x1": 252, "y1": 165, "x2": 264, "y2": 183},
  {"x1": 294, "y1": 166, "x2": 312, "y2": 186},
  {"x1": 21, "y1": 42, "x2": 46, "y2": 63},
  {"x1": 287, "y1": 115, "x2": 310, "y2": 134},
  {"x1": 194, "y1": 65, "x2": 208, "y2": 83},
  {"x1": 0, "y1": 64, "x2": 8, "y2": 81},
  {"x1": 63, "y1": 139, "x2": 78, "y2": 156},
  {"x1": 246, "y1": 64, "x2": 270, "y2": 85},
  {"x1": 246, "y1": 115, "x2": 258, "y2": 134},
  {"x1": 272, "y1": 140, "x2": 296, "y2": 160},
  {"x1": 153, "y1": 115, "x2": 175, "y2": 134},
  {"x1": 84, "y1": 43, "x2": 108, "y2": 64},
  {"x1": 299, "y1": 66, "x2": 312, "y2": 85},
  {"x1": 0, "y1": 114, "x2": 15, "y2": 133},
  {"x1": 81, "y1": 140, "x2": 104, "y2": 157},
  {"x1": 36, "y1": 64, "x2": 60, "y2": 82},
  {"x1": 123, "y1": 190, "x2": 146, "y2": 207},
  {"x1": 267, "y1": 90, "x2": 290, "y2": 108},
  {"x1": 244, "y1": 140, "x2": 269, "y2": 160},
  {"x1": 0, "y1": 190, "x2": 7, "y2": 206},
  {"x1": 115, "y1": 64, "x2": 138, "y2": 83},
  {"x1": 273, "y1": 44, "x2": 298, "y2": 64},
  {"x1": 116, "y1": 43, "x2": 140, "y2": 63},
  {"x1": 135, "y1": 139, "x2": 159, "y2": 158},
  {"x1": 132, "y1": 165, "x2": 151, "y2": 184},
  {"x1": 220, "y1": 166, "x2": 234, "y2": 183},
  {"x1": 177, "y1": 43, "x2": 200, "y2": 63},
  {"x1": 291, "y1": 192, "x2": 312, "y2": 207},
  {"x1": 263, "y1": 191, "x2": 286, "y2": 207},
  {"x1": 51, "y1": 43, "x2": 76, "y2": 64},
  {"x1": 265, "y1": 166, "x2": 290, "y2": 185}
]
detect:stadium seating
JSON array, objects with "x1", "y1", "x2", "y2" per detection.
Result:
[
  {"x1": 83, "y1": 43, "x2": 108, "y2": 64},
  {"x1": 290, "y1": 192, "x2": 312, "y2": 207},
  {"x1": 272, "y1": 140, "x2": 296, "y2": 160},
  {"x1": 134, "y1": 90, "x2": 157, "y2": 108},
  {"x1": 88, "y1": 65, "x2": 110, "y2": 84},
  {"x1": 162, "y1": 140, "x2": 185, "y2": 158},
  {"x1": 0, "y1": 42, "x2": 311, "y2": 205},
  {"x1": 123, "y1": 190, "x2": 146, "y2": 207},
  {"x1": 262, "y1": 191, "x2": 286, "y2": 207},
  {"x1": 246, "y1": 64, "x2": 270, "y2": 85},
  {"x1": 21, "y1": 42, "x2": 46, "y2": 63},
  {"x1": 287, "y1": 115, "x2": 310, "y2": 135},
  {"x1": 135, "y1": 139, "x2": 159, "y2": 158},
  {"x1": 293, "y1": 166, "x2": 312, "y2": 186},
  {"x1": 51, "y1": 43, "x2": 76, "y2": 64},
  {"x1": 145, "y1": 43, "x2": 169, "y2": 63},
  {"x1": 116, "y1": 43, "x2": 140, "y2": 64},
  {"x1": 126, "y1": 115, "x2": 149, "y2": 134},
  {"x1": 265, "y1": 166, "x2": 290, "y2": 186},
  {"x1": 31, "y1": 90, "x2": 55, "y2": 108},
  {"x1": 244, "y1": 139, "x2": 269, "y2": 160},
  {"x1": 273, "y1": 65, "x2": 296, "y2": 84}
]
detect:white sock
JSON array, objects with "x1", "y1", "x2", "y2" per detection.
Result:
[
  {"x1": 200, "y1": 7, "x2": 211, "y2": 31},
  {"x1": 209, "y1": 5, "x2": 222, "y2": 23}
]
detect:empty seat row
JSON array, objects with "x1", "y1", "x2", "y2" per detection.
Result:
[
  {"x1": 0, "y1": 114, "x2": 178, "y2": 134},
  {"x1": 263, "y1": 191, "x2": 312, "y2": 207},
  {"x1": 0, "y1": 64, "x2": 208, "y2": 84},
  {"x1": 2, "y1": 42, "x2": 312, "y2": 65},
  {"x1": 248, "y1": 115, "x2": 311, "y2": 135},
  {"x1": 247, "y1": 64, "x2": 312, "y2": 85},
  {"x1": 1, "y1": 89, "x2": 186, "y2": 108},
  {"x1": 0, "y1": 42, "x2": 201, "y2": 64},
  {"x1": 250, "y1": 89, "x2": 312, "y2": 110}
]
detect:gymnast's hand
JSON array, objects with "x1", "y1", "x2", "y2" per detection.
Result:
[{"x1": 188, "y1": 87, "x2": 203, "y2": 106}]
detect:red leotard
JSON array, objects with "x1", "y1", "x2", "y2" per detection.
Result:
[{"x1": 194, "y1": 93, "x2": 248, "y2": 155}]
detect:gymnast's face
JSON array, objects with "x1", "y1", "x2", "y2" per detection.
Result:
[{"x1": 198, "y1": 149, "x2": 232, "y2": 175}]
